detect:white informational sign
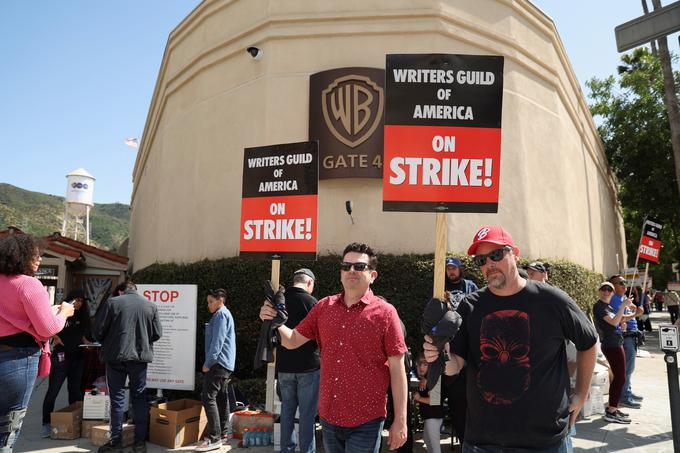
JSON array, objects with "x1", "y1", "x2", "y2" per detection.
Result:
[
  {"x1": 668, "y1": 282, "x2": 680, "y2": 291},
  {"x1": 623, "y1": 268, "x2": 651, "y2": 287},
  {"x1": 660, "y1": 325, "x2": 679, "y2": 352},
  {"x1": 138, "y1": 284, "x2": 197, "y2": 390}
]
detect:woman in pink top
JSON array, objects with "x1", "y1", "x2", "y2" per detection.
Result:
[{"x1": 0, "y1": 234, "x2": 74, "y2": 452}]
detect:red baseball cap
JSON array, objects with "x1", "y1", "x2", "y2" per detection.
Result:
[{"x1": 467, "y1": 225, "x2": 516, "y2": 255}]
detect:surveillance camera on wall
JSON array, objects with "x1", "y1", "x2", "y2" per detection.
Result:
[{"x1": 246, "y1": 46, "x2": 263, "y2": 60}]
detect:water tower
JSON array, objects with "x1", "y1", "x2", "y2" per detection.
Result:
[{"x1": 62, "y1": 168, "x2": 95, "y2": 244}]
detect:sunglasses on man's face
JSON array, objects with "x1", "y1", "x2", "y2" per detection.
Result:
[
  {"x1": 614, "y1": 281, "x2": 627, "y2": 286},
  {"x1": 340, "y1": 261, "x2": 371, "y2": 272},
  {"x1": 599, "y1": 287, "x2": 613, "y2": 293},
  {"x1": 472, "y1": 246, "x2": 512, "y2": 267}
]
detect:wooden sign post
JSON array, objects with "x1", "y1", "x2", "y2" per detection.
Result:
[
  {"x1": 433, "y1": 214, "x2": 448, "y2": 299},
  {"x1": 265, "y1": 259, "x2": 281, "y2": 413}
]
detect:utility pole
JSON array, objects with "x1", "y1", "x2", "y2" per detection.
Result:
[
  {"x1": 641, "y1": 0, "x2": 659, "y2": 54},
  {"x1": 650, "y1": 0, "x2": 680, "y2": 199}
]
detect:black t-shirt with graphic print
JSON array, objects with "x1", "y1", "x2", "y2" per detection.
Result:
[{"x1": 451, "y1": 280, "x2": 597, "y2": 449}]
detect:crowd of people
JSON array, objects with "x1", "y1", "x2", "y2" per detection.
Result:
[{"x1": 1, "y1": 226, "x2": 678, "y2": 453}]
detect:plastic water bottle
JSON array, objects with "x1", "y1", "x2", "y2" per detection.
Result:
[
  {"x1": 267, "y1": 429, "x2": 273, "y2": 445},
  {"x1": 243, "y1": 428, "x2": 250, "y2": 447},
  {"x1": 255, "y1": 429, "x2": 262, "y2": 446}
]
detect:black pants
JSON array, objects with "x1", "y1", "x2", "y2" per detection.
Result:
[
  {"x1": 669, "y1": 305, "x2": 679, "y2": 324},
  {"x1": 201, "y1": 365, "x2": 231, "y2": 442},
  {"x1": 42, "y1": 353, "x2": 85, "y2": 424},
  {"x1": 444, "y1": 371, "x2": 467, "y2": 445}
]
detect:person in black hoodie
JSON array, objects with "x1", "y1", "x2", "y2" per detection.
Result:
[{"x1": 41, "y1": 288, "x2": 92, "y2": 438}]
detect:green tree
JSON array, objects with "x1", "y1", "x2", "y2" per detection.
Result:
[{"x1": 587, "y1": 48, "x2": 680, "y2": 288}]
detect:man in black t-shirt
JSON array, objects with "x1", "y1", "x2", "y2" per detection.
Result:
[
  {"x1": 277, "y1": 268, "x2": 320, "y2": 453},
  {"x1": 424, "y1": 225, "x2": 598, "y2": 451}
]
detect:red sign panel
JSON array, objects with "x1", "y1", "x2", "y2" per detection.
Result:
[
  {"x1": 383, "y1": 125, "x2": 501, "y2": 208},
  {"x1": 639, "y1": 237, "x2": 661, "y2": 263},
  {"x1": 239, "y1": 142, "x2": 319, "y2": 260}
]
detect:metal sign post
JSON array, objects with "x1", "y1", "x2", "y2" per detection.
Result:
[{"x1": 660, "y1": 324, "x2": 680, "y2": 452}]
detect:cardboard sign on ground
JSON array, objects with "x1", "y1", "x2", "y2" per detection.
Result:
[
  {"x1": 149, "y1": 399, "x2": 207, "y2": 448},
  {"x1": 50, "y1": 401, "x2": 83, "y2": 440},
  {"x1": 383, "y1": 54, "x2": 504, "y2": 213}
]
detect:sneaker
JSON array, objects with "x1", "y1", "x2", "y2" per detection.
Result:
[
  {"x1": 604, "y1": 411, "x2": 631, "y2": 424},
  {"x1": 619, "y1": 399, "x2": 642, "y2": 409},
  {"x1": 132, "y1": 440, "x2": 147, "y2": 453},
  {"x1": 97, "y1": 440, "x2": 125, "y2": 453},
  {"x1": 616, "y1": 409, "x2": 630, "y2": 419},
  {"x1": 631, "y1": 393, "x2": 644, "y2": 402},
  {"x1": 41, "y1": 424, "x2": 51, "y2": 438},
  {"x1": 195, "y1": 438, "x2": 222, "y2": 452}
]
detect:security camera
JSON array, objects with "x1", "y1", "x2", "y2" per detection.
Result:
[{"x1": 246, "y1": 46, "x2": 263, "y2": 60}]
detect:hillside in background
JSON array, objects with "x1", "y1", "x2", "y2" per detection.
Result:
[{"x1": 0, "y1": 183, "x2": 130, "y2": 251}]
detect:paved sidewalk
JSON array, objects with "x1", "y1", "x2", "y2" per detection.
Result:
[
  {"x1": 571, "y1": 310, "x2": 675, "y2": 452},
  {"x1": 13, "y1": 311, "x2": 679, "y2": 452}
]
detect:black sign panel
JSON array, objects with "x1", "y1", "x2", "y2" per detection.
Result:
[
  {"x1": 385, "y1": 54, "x2": 504, "y2": 128},
  {"x1": 642, "y1": 216, "x2": 664, "y2": 240},
  {"x1": 242, "y1": 142, "x2": 319, "y2": 198}
]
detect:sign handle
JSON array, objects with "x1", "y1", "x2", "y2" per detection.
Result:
[
  {"x1": 433, "y1": 213, "x2": 447, "y2": 299},
  {"x1": 265, "y1": 259, "x2": 281, "y2": 413},
  {"x1": 641, "y1": 262, "x2": 650, "y2": 295}
]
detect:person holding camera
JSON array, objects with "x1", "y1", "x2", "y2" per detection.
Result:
[{"x1": 260, "y1": 242, "x2": 408, "y2": 453}]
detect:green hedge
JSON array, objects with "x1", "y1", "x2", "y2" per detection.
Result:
[{"x1": 133, "y1": 253, "x2": 602, "y2": 400}]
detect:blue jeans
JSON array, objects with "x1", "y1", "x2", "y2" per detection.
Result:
[
  {"x1": 463, "y1": 436, "x2": 569, "y2": 453},
  {"x1": 106, "y1": 361, "x2": 148, "y2": 444},
  {"x1": 320, "y1": 417, "x2": 384, "y2": 453},
  {"x1": 201, "y1": 365, "x2": 231, "y2": 442},
  {"x1": 0, "y1": 346, "x2": 40, "y2": 453},
  {"x1": 621, "y1": 335, "x2": 636, "y2": 401},
  {"x1": 279, "y1": 370, "x2": 320, "y2": 453},
  {"x1": 565, "y1": 425, "x2": 576, "y2": 453}
]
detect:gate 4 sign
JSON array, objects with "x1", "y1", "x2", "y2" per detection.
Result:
[
  {"x1": 639, "y1": 216, "x2": 663, "y2": 263},
  {"x1": 239, "y1": 141, "x2": 319, "y2": 260},
  {"x1": 383, "y1": 54, "x2": 504, "y2": 212}
]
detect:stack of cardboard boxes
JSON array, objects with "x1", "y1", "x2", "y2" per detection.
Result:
[{"x1": 49, "y1": 394, "x2": 208, "y2": 448}]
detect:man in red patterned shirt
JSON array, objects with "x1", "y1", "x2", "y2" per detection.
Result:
[{"x1": 260, "y1": 242, "x2": 408, "y2": 453}]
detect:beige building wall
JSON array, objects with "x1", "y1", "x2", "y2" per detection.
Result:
[{"x1": 129, "y1": 0, "x2": 626, "y2": 274}]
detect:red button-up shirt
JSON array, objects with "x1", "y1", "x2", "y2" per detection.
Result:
[{"x1": 296, "y1": 289, "x2": 407, "y2": 427}]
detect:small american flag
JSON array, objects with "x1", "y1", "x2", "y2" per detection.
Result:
[{"x1": 124, "y1": 137, "x2": 139, "y2": 149}]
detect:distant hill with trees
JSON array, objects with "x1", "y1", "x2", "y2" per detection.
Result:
[{"x1": 0, "y1": 183, "x2": 129, "y2": 251}]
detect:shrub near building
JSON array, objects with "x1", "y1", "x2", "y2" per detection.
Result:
[{"x1": 133, "y1": 254, "x2": 601, "y2": 401}]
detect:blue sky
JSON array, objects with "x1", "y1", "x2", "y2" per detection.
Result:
[{"x1": 0, "y1": 1, "x2": 675, "y2": 204}]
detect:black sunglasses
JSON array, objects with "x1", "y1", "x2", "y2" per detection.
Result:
[
  {"x1": 472, "y1": 246, "x2": 512, "y2": 267},
  {"x1": 340, "y1": 261, "x2": 372, "y2": 272},
  {"x1": 599, "y1": 287, "x2": 614, "y2": 293}
]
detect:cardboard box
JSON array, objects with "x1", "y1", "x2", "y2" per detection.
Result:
[
  {"x1": 91, "y1": 423, "x2": 134, "y2": 447},
  {"x1": 149, "y1": 399, "x2": 207, "y2": 448},
  {"x1": 81, "y1": 419, "x2": 105, "y2": 439},
  {"x1": 83, "y1": 390, "x2": 129, "y2": 420},
  {"x1": 83, "y1": 392, "x2": 110, "y2": 420},
  {"x1": 50, "y1": 402, "x2": 83, "y2": 440}
]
